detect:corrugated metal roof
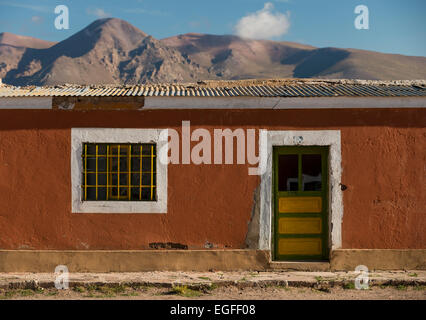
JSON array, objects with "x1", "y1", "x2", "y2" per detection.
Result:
[{"x1": 0, "y1": 79, "x2": 425, "y2": 98}]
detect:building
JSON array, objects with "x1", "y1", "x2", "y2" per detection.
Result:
[{"x1": 0, "y1": 79, "x2": 425, "y2": 272}]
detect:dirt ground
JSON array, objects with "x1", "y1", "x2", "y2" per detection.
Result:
[
  {"x1": 1, "y1": 270, "x2": 425, "y2": 300},
  {"x1": 1, "y1": 284, "x2": 425, "y2": 300}
]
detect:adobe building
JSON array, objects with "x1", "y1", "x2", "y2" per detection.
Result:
[{"x1": 0, "y1": 78, "x2": 424, "y2": 272}]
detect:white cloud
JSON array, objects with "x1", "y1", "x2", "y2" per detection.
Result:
[
  {"x1": 234, "y1": 2, "x2": 290, "y2": 40},
  {"x1": 86, "y1": 8, "x2": 111, "y2": 19}
]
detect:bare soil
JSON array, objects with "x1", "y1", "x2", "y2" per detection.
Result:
[{"x1": 1, "y1": 284, "x2": 424, "y2": 300}]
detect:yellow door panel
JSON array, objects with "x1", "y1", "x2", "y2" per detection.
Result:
[
  {"x1": 279, "y1": 217, "x2": 322, "y2": 234},
  {"x1": 278, "y1": 238, "x2": 322, "y2": 255},
  {"x1": 279, "y1": 196, "x2": 322, "y2": 213}
]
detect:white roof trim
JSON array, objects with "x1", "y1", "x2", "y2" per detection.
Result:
[
  {"x1": 144, "y1": 96, "x2": 426, "y2": 109},
  {"x1": 0, "y1": 97, "x2": 52, "y2": 109},
  {"x1": 0, "y1": 96, "x2": 425, "y2": 110}
]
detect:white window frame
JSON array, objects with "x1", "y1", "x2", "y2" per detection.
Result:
[{"x1": 71, "y1": 128, "x2": 168, "y2": 213}]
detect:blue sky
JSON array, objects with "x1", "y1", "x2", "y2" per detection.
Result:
[{"x1": 0, "y1": 0, "x2": 425, "y2": 56}]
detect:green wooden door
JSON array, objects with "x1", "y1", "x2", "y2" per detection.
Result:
[{"x1": 273, "y1": 146, "x2": 329, "y2": 261}]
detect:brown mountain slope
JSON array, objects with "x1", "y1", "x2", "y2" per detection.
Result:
[
  {"x1": 0, "y1": 45, "x2": 25, "y2": 79},
  {"x1": 1, "y1": 18, "x2": 425, "y2": 85},
  {"x1": 0, "y1": 32, "x2": 57, "y2": 79},
  {"x1": 0, "y1": 32, "x2": 56, "y2": 49},
  {"x1": 161, "y1": 33, "x2": 316, "y2": 79},
  {"x1": 3, "y1": 18, "x2": 206, "y2": 85},
  {"x1": 163, "y1": 33, "x2": 426, "y2": 80},
  {"x1": 312, "y1": 48, "x2": 426, "y2": 80}
]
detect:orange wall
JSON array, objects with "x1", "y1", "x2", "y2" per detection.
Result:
[{"x1": 0, "y1": 108, "x2": 424, "y2": 250}]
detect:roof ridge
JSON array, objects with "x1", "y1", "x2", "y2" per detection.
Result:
[
  {"x1": 2, "y1": 78, "x2": 426, "y2": 90},
  {"x1": 0, "y1": 78, "x2": 425, "y2": 98}
]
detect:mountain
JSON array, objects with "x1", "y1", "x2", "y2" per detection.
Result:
[
  {"x1": 1, "y1": 18, "x2": 425, "y2": 86},
  {"x1": 0, "y1": 32, "x2": 56, "y2": 49},
  {"x1": 2, "y1": 18, "x2": 206, "y2": 85},
  {"x1": 0, "y1": 32, "x2": 57, "y2": 80},
  {"x1": 162, "y1": 33, "x2": 426, "y2": 80},
  {"x1": 161, "y1": 33, "x2": 316, "y2": 79}
]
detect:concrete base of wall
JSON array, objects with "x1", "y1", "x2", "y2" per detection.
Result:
[
  {"x1": 269, "y1": 261, "x2": 331, "y2": 271},
  {"x1": 0, "y1": 250, "x2": 270, "y2": 272},
  {"x1": 330, "y1": 249, "x2": 426, "y2": 271},
  {"x1": 0, "y1": 249, "x2": 424, "y2": 272}
]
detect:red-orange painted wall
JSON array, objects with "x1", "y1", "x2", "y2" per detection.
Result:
[{"x1": 0, "y1": 108, "x2": 424, "y2": 250}]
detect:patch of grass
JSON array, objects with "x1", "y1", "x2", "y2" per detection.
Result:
[
  {"x1": 78, "y1": 284, "x2": 118, "y2": 298},
  {"x1": 19, "y1": 289, "x2": 34, "y2": 297},
  {"x1": 408, "y1": 273, "x2": 418, "y2": 277},
  {"x1": 46, "y1": 291, "x2": 58, "y2": 296},
  {"x1": 199, "y1": 283, "x2": 218, "y2": 293},
  {"x1": 110, "y1": 285, "x2": 127, "y2": 294},
  {"x1": 86, "y1": 284, "x2": 98, "y2": 292},
  {"x1": 239, "y1": 277, "x2": 248, "y2": 282},
  {"x1": 168, "y1": 285, "x2": 202, "y2": 298},
  {"x1": 0, "y1": 290, "x2": 12, "y2": 300},
  {"x1": 315, "y1": 276, "x2": 323, "y2": 282},
  {"x1": 34, "y1": 287, "x2": 44, "y2": 294},
  {"x1": 343, "y1": 282, "x2": 355, "y2": 290},
  {"x1": 395, "y1": 285, "x2": 407, "y2": 291},
  {"x1": 414, "y1": 285, "x2": 425, "y2": 291},
  {"x1": 0, "y1": 288, "x2": 45, "y2": 297},
  {"x1": 73, "y1": 286, "x2": 85, "y2": 293},
  {"x1": 81, "y1": 284, "x2": 115, "y2": 297},
  {"x1": 198, "y1": 276, "x2": 211, "y2": 281},
  {"x1": 95, "y1": 286, "x2": 117, "y2": 298},
  {"x1": 78, "y1": 284, "x2": 129, "y2": 298},
  {"x1": 208, "y1": 283, "x2": 218, "y2": 291}
]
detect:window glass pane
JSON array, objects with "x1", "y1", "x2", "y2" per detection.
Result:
[
  {"x1": 97, "y1": 157, "x2": 107, "y2": 172},
  {"x1": 119, "y1": 173, "x2": 128, "y2": 186},
  {"x1": 278, "y1": 154, "x2": 299, "y2": 191},
  {"x1": 97, "y1": 187, "x2": 107, "y2": 200},
  {"x1": 302, "y1": 154, "x2": 322, "y2": 191}
]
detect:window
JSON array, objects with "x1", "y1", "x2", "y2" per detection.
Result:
[
  {"x1": 71, "y1": 128, "x2": 167, "y2": 213},
  {"x1": 82, "y1": 143, "x2": 156, "y2": 201},
  {"x1": 278, "y1": 154, "x2": 298, "y2": 191},
  {"x1": 277, "y1": 151, "x2": 324, "y2": 192},
  {"x1": 302, "y1": 154, "x2": 322, "y2": 191}
]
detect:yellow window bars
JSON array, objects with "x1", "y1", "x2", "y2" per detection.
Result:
[{"x1": 82, "y1": 143, "x2": 156, "y2": 201}]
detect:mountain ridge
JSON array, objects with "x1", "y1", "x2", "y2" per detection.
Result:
[{"x1": 1, "y1": 18, "x2": 425, "y2": 85}]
